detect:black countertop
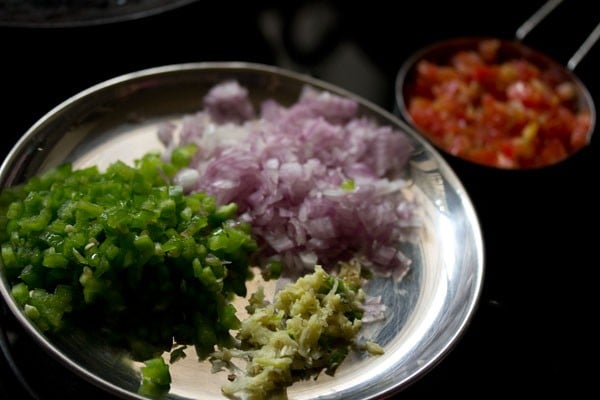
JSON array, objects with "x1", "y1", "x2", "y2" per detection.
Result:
[{"x1": 1, "y1": 0, "x2": 598, "y2": 398}]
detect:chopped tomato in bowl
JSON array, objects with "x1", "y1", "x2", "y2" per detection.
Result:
[{"x1": 396, "y1": 38, "x2": 595, "y2": 170}]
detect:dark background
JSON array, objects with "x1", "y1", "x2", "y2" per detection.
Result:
[{"x1": 1, "y1": 0, "x2": 598, "y2": 398}]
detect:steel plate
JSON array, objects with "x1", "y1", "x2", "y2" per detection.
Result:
[{"x1": 0, "y1": 62, "x2": 484, "y2": 399}]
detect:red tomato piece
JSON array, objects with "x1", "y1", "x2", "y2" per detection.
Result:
[{"x1": 406, "y1": 40, "x2": 590, "y2": 169}]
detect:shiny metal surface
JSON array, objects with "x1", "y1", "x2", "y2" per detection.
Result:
[
  {"x1": 0, "y1": 0, "x2": 199, "y2": 28},
  {"x1": 0, "y1": 62, "x2": 484, "y2": 399},
  {"x1": 513, "y1": 0, "x2": 598, "y2": 71}
]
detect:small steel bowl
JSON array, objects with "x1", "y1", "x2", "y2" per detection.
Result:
[{"x1": 395, "y1": 37, "x2": 596, "y2": 171}]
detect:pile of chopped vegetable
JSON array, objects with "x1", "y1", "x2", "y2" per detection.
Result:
[
  {"x1": 0, "y1": 147, "x2": 258, "y2": 396},
  {"x1": 160, "y1": 80, "x2": 419, "y2": 279},
  {"x1": 406, "y1": 39, "x2": 591, "y2": 169},
  {"x1": 210, "y1": 261, "x2": 383, "y2": 400}
]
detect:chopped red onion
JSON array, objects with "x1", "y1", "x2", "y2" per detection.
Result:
[
  {"x1": 165, "y1": 81, "x2": 419, "y2": 278},
  {"x1": 203, "y1": 80, "x2": 255, "y2": 124}
]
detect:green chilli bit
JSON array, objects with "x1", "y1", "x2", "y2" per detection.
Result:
[{"x1": 0, "y1": 146, "x2": 258, "y2": 397}]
